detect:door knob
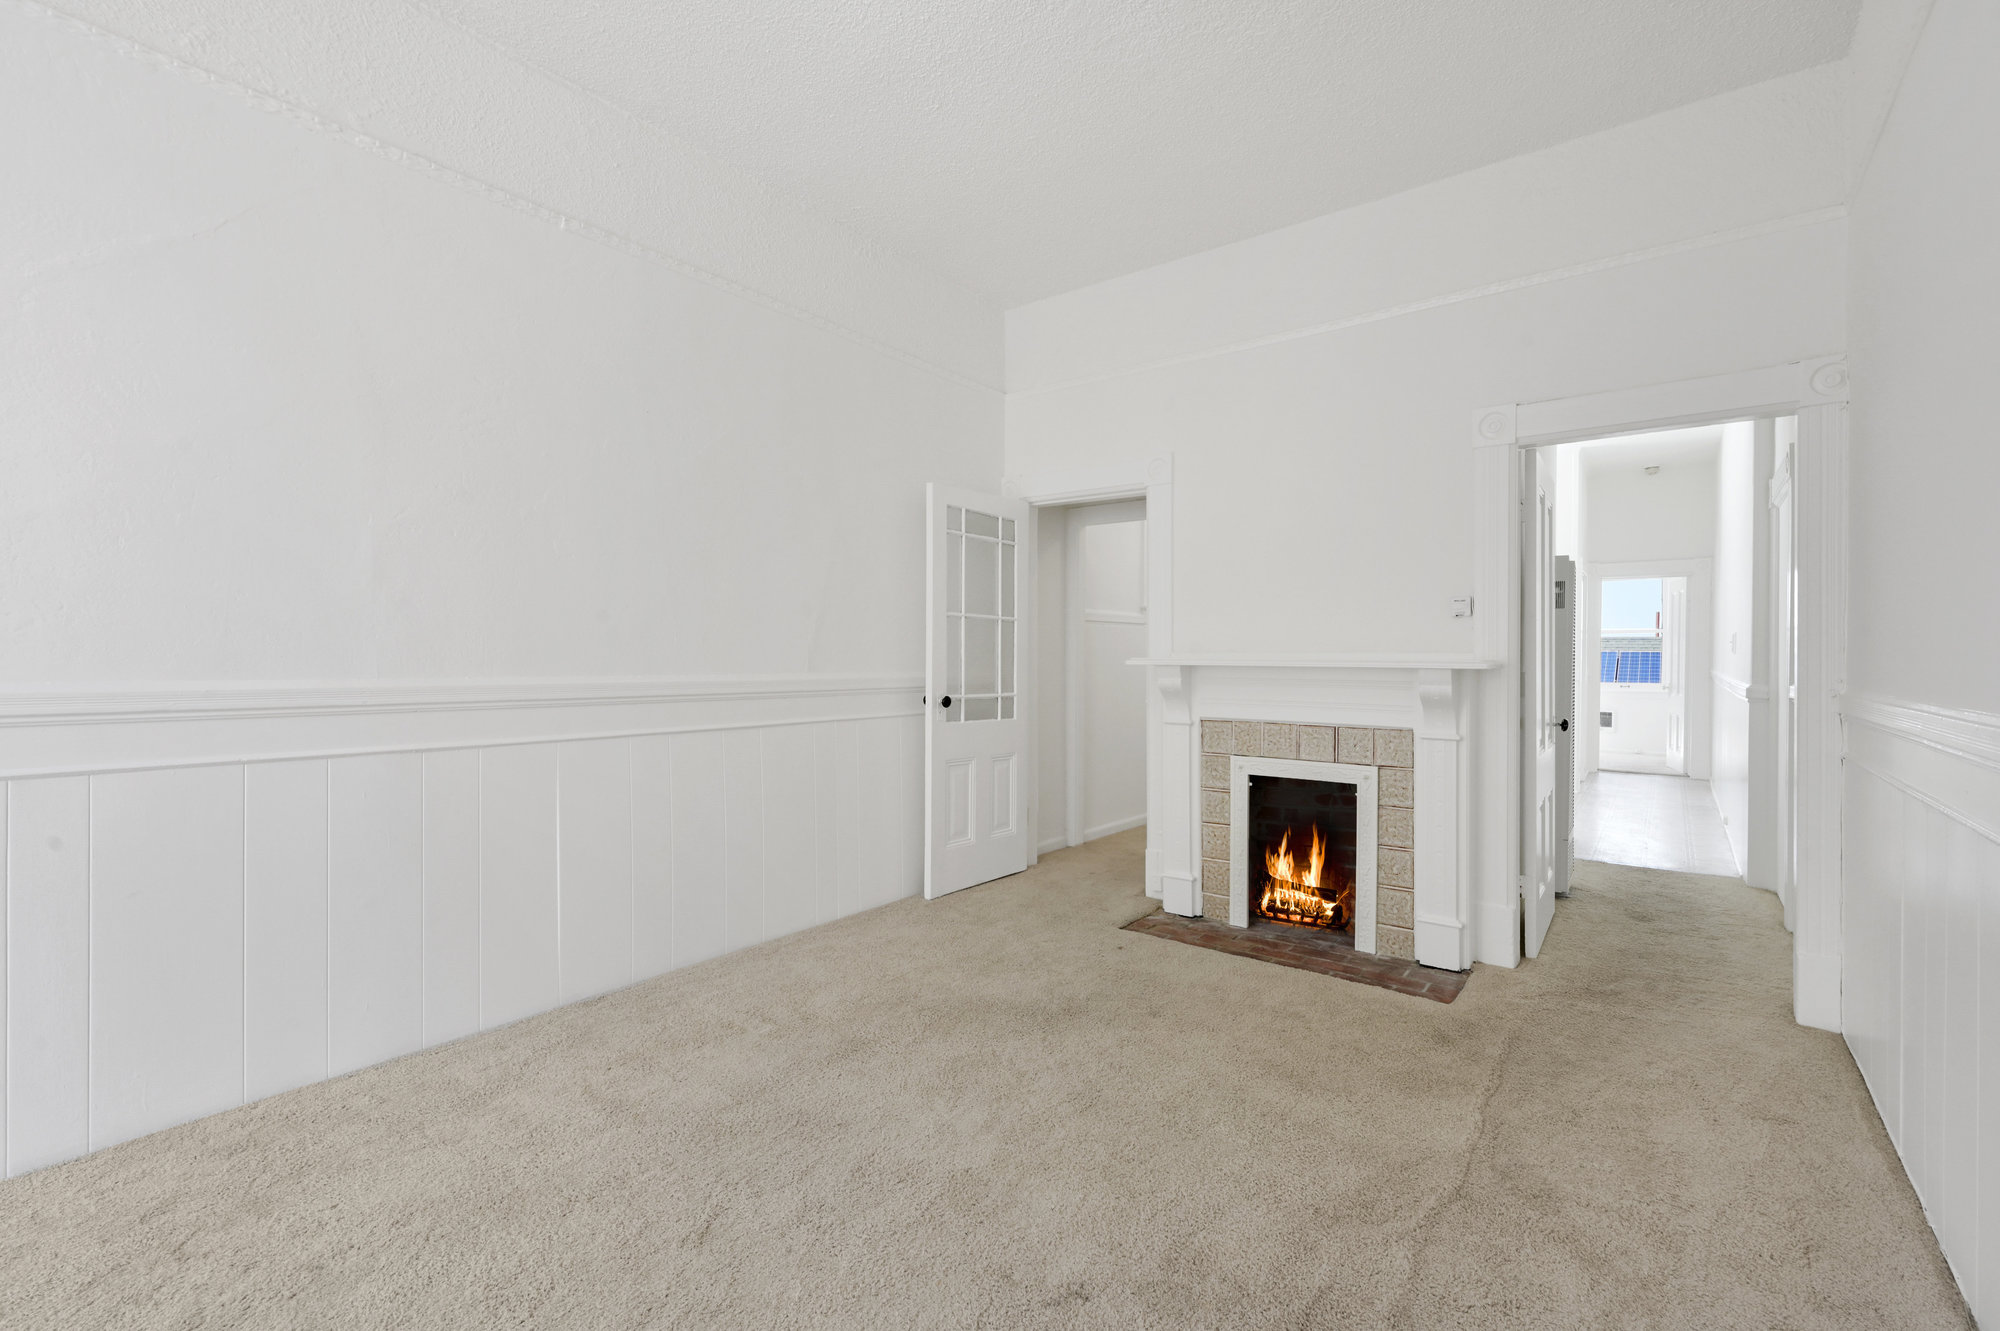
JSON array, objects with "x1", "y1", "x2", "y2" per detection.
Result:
[{"x1": 941, "y1": 695, "x2": 953, "y2": 709}]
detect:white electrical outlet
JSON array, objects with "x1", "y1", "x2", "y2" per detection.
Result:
[{"x1": 1451, "y1": 596, "x2": 1474, "y2": 618}]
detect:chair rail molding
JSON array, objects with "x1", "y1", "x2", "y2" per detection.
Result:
[
  {"x1": 1470, "y1": 357, "x2": 1848, "y2": 1023},
  {"x1": 0, "y1": 675, "x2": 922, "y2": 779}
]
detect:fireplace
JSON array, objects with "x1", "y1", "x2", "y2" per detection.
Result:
[
  {"x1": 1247, "y1": 774, "x2": 1359, "y2": 934},
  {"x1": 1212, "y1": 730, "x2": 1399, "y2": 956}
]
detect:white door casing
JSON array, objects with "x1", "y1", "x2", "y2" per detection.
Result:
[
  {"x1": 1769, "y1": 436, "x2": 1798, "y2": 927},
  {"x1": 925, "y1": 484, "x2": 1032, "y2": 897},
  {"x1": 1472, "y1": 356, "x2": 1847, "y2": 1027},
  {"x1": 1521, "y1": 448, "x2": 1559, "y2": 958}
]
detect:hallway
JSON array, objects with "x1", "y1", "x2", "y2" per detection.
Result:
[{"x1": 1574, "y1": 770, "x2": 1740, "y2": 877}]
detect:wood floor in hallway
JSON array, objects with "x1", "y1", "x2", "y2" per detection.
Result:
[{"x1": 1574, "y1": 769, "x2": 1741, "y2": 877}]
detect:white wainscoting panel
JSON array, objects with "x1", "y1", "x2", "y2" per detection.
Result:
[
  {"x1": 811, "y1": 722, "x2": 841, "y2": 927},
  {"x1": 0, "y1": 679, "x2": 923, "y2": 1178},
  {"x1": 90, "y1": 765, "x2": 244, "y2": 1151},
  {"x1": 723, "y1": 730, "x2": 766, "y2": 953},
  {"x1": 420, "y1": 750, "x2": 482, "y2": 1049},
  {"x1": 6, "y1": 778, "x2": 90, "y2": 1175},
  {"x1": 831, "y1": 720, "x2": 866, "y2": 918},
  {"x1": 558, "y1": 739, "x2": 636, "y2": 1003},
  {"x1": 327, "y1": 754, "x2": 424, "y2": 1077},
  {"x1": 670, "y1": 730, "x2": 729, "y2": 969},
  {"x1": 479, "y1": 745, "x2": 561, "y2": 1030},
  {"x1": 1843, "y1": 695, "x2": 2000, "y2": 1325},
  {"x1": 762, "y1": 726, "x2": 818, "y2": 943},
  {"x1": 629, "y1": 735, "x2": 675, "y2": 979},
  {"x1": 245, "y1": 761, "x2": 329, "y2": 1100}
]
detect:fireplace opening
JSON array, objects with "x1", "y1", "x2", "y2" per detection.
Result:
[{"x1": 1248, "y1": 775, "x2": 1359, "y2": 933}]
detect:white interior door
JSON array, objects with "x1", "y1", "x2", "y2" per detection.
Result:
[
  {"x1": 1521, "y1": 449, "x2": 1559, "y2": 957},
  {"x1": 1552, "y1": 554, "x2": 1577, "y2": 898},
  {"x1": 925, "y1": 484, "x2": 1031, "y2": 898},
  {"x1": 1663, "y1": 578, "x2": 1688, "y2": 773}
]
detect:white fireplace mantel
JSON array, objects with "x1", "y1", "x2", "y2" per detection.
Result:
[{"x1": 1134, "y1": 656, "x2": 1499, "y2": 972}]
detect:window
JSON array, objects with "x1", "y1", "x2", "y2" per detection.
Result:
[
  {"x1": 942, "y1": 504, "x2": 1016, "y2": 722},
  {"x1": 1600, "y1": 578, "x2": 1664, "y2": 690},
  {"x1": 1600, "y1": 648, "x2": 1662, "y2": 684}
]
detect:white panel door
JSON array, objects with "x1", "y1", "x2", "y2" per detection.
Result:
[
  {"x1": 1521, "y1": 450, "x2": 1559, "y2": 958},
  {"x1": 1663, "y1": 579, "x2": 1689, "y2": 773},
  {"x1": 1552, "y1": 555, "x2": 1577, "y2": 899},
  {"x1": 925, "y1": 483, "x2": 1030, "y2": 897}
]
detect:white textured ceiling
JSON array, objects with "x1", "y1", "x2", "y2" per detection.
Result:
[
  {"x1": 424, "y1": 0, "x2": 1859, "y2": 303},
  {"x1": 1579, "y1": 426, "x2": 1724, "y2": 472}
]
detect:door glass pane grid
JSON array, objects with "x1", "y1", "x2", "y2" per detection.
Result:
[{"x1": 944, "y1": 508, "x2": 1015, "y2": 725}]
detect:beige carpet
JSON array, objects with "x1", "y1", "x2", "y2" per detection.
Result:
[{"x1": 0, "y1": 831, "x2": 1970, "y2": 1329}]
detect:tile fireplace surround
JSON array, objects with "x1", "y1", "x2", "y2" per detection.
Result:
[
  {"x1": 1142, "y1": 660, "x2": 1481, "y2": 971},
  {"x1": 1201, "y1": 721, "x2": 1415, "y2": 959}
]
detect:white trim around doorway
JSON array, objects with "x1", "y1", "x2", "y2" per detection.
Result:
[
  {"x1": 1006, "y1": 458, "x2": 1176, "y2": 898},
  {"x1": 1469, "y1": 356, "x2": 1848, "y2": 1031}
]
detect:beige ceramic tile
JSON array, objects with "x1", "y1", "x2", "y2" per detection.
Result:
[
  {"x1": 1379, "y1": 766, "x2": 1415, "y2": 808},
  {"x1": 1200, "y1": 754, "x2": 1231, "y2": 790},
  {"x1": 1203, "y1": 892, "x2": 1234, "y2": 922},
  {"x1": 1375, "y1": 728, "x2": 1415, "y2": 768},
  {"x1": 1379, "y1": 847, "x2": 1414, "y2": 887},
  {"x1": 1297, "y1": 725, "x2": 1338, "y2": 762},
  {"x1": 1201, "y1": 823, "x2": 1230, "y2": 861},
  {"x1": 1377, "y1": 888, "x2": 1415, "y2": 929},
  {"x1": 1200, "y1": 720, "x2": 1231, "y2": 754},
  {"x1": 1375, "y1": 925, "x2": 1416, "y2": 961},
  {"x1": 1203, "y1": 857, "x2": 1230, "y2": 893},
  {"x1": 1338, "y1": 727, "x2": 1376, "y2": 765},
  {"x1": 1378, "y1": 806, "x2": 1415, "y2": 850},
  {"x1": 1201, "y1": 790, "x2": 1229, "y2": 824},
  {"x1": 1261, "y1": 722, "x2": 1297, "y2": 759},
  {"x1": 1232, "y1": 720, "x2": 1263, "y2": 756}
]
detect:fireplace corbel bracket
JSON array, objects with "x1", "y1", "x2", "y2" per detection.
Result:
[
  {"x1": 1412, "y1": 669, "x2": 1471, "y2": 970},
  {"x1": 1153, "y1": 664, "x2": 1199, "y2": 914}
]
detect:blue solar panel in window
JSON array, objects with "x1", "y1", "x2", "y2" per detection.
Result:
[
  {"x1": 1600, "y1": 651, "x2": 1618, "y2": 683},
  {"x1": 1614, "y1": 651, "x2": 1662, "y2": 684}
]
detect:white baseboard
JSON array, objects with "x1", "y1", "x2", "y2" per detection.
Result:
[
  {"x1": 1038, "y1": 835, "x2": 1071, "y2": 855},
  {"x1": 1475, "y1": 897, "x2": 1522, "y2": 968},
  {"x1": 1414, "y1": 914, "x2": 1470, "y2": 972},
  {"x1": 1081, "y1": 813, "x2": 1146, "y2": 842}
]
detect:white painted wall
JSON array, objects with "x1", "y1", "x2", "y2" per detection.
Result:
[
  {"x1": 0, "y1": 6, "x2": 997, "y2": 1174},
  {"x1": 1078, "y1": 519, "x2": 1148, "y2": 840},
  {"x1": 1842, "y1": 0, "x2": 1999, "y2": 1320},
  {"x1": 0, "y1": 8, "x2": 999, "y2": 684},
  {"x1": 1004, "y1": 63, "x2": 1845, "y2": 969},
  {"x1": 1583, "y1": 451, "x2": 1720, "y2": 567},
  {"x1": 1709, "y1": 423, "x2": 1759, "y2": 875}
]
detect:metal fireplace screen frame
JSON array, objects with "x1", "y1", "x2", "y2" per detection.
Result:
[{"x1": 1228, "y1": 756, "x2": 1379, "y2": 953}]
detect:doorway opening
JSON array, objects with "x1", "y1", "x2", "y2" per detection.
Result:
[
  {"x1": 1031, "y1": 498, "x2": 1149, "y2": 856},
  {"x1": 1522, "y1": 417, "x2": 1800, "y2": 940},
  {"x1": 1596, "y1": 575, "x2": 1688, "y2": 776}
]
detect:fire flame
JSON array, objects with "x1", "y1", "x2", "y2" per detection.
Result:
[{"x1": 1258, "y1": 825, "x2": 1352, "y2": 928}]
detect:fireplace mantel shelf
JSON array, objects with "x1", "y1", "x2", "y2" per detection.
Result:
[{"x1": 1128, "y1": 654, "x2": 1502, "y2": 671}]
